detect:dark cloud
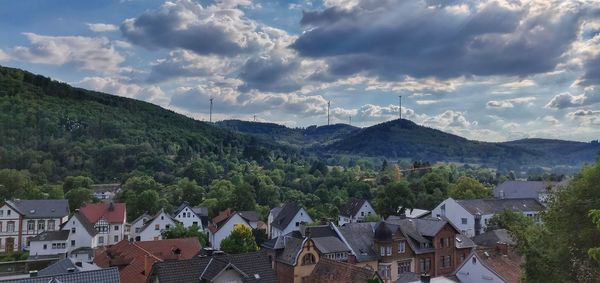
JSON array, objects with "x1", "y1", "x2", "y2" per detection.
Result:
[
  {"x1": 291, "y1": 0, "x2": 593, "y2": 81},
  {"x1": 578, "y1": 54, "x2": 600, "y2": 86},
  {"x1": 238, "y1": 54, "x2": 302, "y2": 93},
  {"x1": 121, "y1": 0, "x2": 265, "y2": 56}
]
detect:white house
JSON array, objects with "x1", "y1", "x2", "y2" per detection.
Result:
[
  {"x1": 78, "y1": 202, "x2": 128, "y2": 246},
  {"x1": 431, "y1": 198, "x2": 544, "y2": 237},
  {"x1": 0, "y1": 199, "x2": 70, "y2": 253},
  {"x1": 455, "y1": 249, "x2": 522, "y2": 283},
  {"x1": 268, "y1": 202, "x2": 313, "y2": 239},
  {"x1": 172, "y1": 202, "x2": 209, "y2": 230},
  {"x1": 207, "y1": 209, "x2": 258, "y2": 250},
  {"x1": 91, "y1": 183, "x2": 121, "y2": 202},
  {"x1": 135, "y1": 209, "x2": 179, "y2": 241},
  {"x1": 62, "y1": 212, "x2": 99, "y2": 251},
  {"x1": 28, "y1": 230, "x2": 70, "y2": 257},
  {"x1": 338, "y1": 198, "x2": 376, "y2": 225},
  {"x1": 129, "y1": 213, "x2": 151, "y2": 241}
]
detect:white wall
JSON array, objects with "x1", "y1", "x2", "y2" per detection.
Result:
[
  {"x1": 432, "y1": 198, "x2": 475, "y2": 236},
  {"x1": 138, "y1": 211, "x2": 177, "y2": 241},
  {"x1": 29, "y1": 240, "x2": 67, "y2": 256},
  {"x1": 456, "y1": 253, "x2": 506, "y2": 283},
  {"x1": 130, "y1": 215, "x2": 151, "y2": 241},
  {"x1": 210, "y1": 214, "x2": 248, "y2": 250},
  {"x1": 271, "y1": 208, "x2": 313, "y2": 238},
  {"x1": 339, "y1": 201, "x2": 376, "y2": 225},
  {"x1": 174, "y1": 206, "x2": 203, "y2": 229},
  {"x1": 213, "y1": 268, "x2": 244, "y2": 283},
  {"x1": 62, "y1": 216, "x2": 97, "y2": 251}
]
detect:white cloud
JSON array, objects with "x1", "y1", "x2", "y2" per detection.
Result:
[
  {"x1": 546, "y1": 90, "x2": 600, "y2": 109},
  {"x1": 567, "y1": 109, "x2": 600, "y2": 125},
  {"x1": 86, "y1": 23, "x2": 118, "y2": 32},
  {"x1": 487, "y1": 97, "x2": 536, "y2": 108},
  {"x1": 10, "y1": 33, "x2": 125, "y2": 72},
  {"x1": 0, "y1": 49, "x2": 8, "y2": 61},
  {"x1": 541, "y1": 115, "x2": 559, "y2": 125}
]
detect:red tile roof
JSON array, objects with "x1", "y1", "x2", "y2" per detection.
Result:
[
  {"x1": 79, "y1": 202, "x2": 126, "y2": 224},
  {"x1": 208, "y1": 208, "x2": 236, "y2": 233},
  {"x1": 94, "y1": 238, "x2": 201, "y2": 283},
  {"x1": 302, "y1": 258, "x2": 381, "y2": 283},
  {"x1": 476, "y1": 249, "x2": 522, "y2": 283}
]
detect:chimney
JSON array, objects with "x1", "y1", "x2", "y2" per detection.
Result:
[
  {"x1": 347, "y1": 254, "x2": 357, "y2": 264},
  {"x1": 203, "y1": 247, "x2": 214, "y2": 256},
  {"x1": 108, "y1": 202, "x2": 115, "y2": 212},
  {"x1": 420, "y1": 273, "x2": 431, "y2": 283},
  {"x1": 144, "y1": 255, "x2": 153, "y2": 275},
  {"x1": 496, "y1": 242, "x2": 509, "y2": 255}
]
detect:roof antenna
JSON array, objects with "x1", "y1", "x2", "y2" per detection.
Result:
[
  {"x1": 327, "y1": 101, "x2": 331, "y2": 126},
  {"x1": 398, "y1": 95, "x2": 402, "y2": 120},
  {"x1": 349, "y1": 115, "x2": 352, "y2": 126},
  {"x1": 253, "y1": 115, "x2": 256, "y2": 122}
]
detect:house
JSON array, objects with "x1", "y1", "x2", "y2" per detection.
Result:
[
  {"x1": 0, "y1": 199, "x2": 69, "y2": 253},
  {"x1": 494, "y1": 180, "x2": 567, "y2": 204},
  {"x1": 301, "y1": 258, "x2": 383, "y2": 283},
  {"x1": 79, "y1": 202, "x2": 128, "y2": 246},
  {"x1": 207, "y1": 208, "x2": 259, "y2": 250},
  {"x1": 133, "y1": 208, "x2": 179, "y2": 241},
  {"x1": 454, "y1": 248, "x2": 522, "y2": 283},
  {"x1": 268, "y1": 202, "x2": 313, "y2": 238},
  {"x1": 92, "y1": 183, "x2": 121, "y2": 201},
  {"x1": 337, "y1": 222, "x2": 380, "y2": 270},
  {"x1": 172, "y1": 202, "x2": 209, "y2": 230},
  {"x1": 129, "y1": 213, "x2": 151, "y2": 240},
  {"x1": 0, "y1": 267, "x2": 120, "y2": 283},
  {"x1": 262, "y1": 223, "x2": 352, "y2": 283},
  {"x1": 37, "y1": 257, "x2": 100, "y2": 277},
  {"x1": 431, "y1": 198, "x2": 544, "y2": 237},
  {"x1": 28, "y1": 230, "x2": 70, "y2": 258},
  {"x1": 146, "y1": 251, "x2": 277, "y2": 283},
  {"x1": 338, "y1": 198, "x2": 377, "y2": 225},
  {"x1": 94, "y1": 237, "x2": 201, "y2": 283},
  {"x1": 61, "y1": 211, "x2": 99, "y2": 251},
  {"x1": 370, "y1": 218, "x2": 475, "y2": 282}
]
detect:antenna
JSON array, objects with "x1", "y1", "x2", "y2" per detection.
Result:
[
  {"x1": 398, "y1": 95, "x2": 402, "y2": 120},
  {"x1": 253, "y1": 115, "x2": 256, "y2": 122},
  {"x1": 327, "y1": 101, "x2": 331, "y2": 126},
  {"x1": 209, "y1": 98, "x2": 214, "y2": 123},
  {"x1": 349, "y1": 115, "x2": 352, "y2": 125}
]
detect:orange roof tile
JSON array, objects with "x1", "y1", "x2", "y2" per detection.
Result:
[{"x1": 79, "y1": 202, "x2": 126, "y2": 224}]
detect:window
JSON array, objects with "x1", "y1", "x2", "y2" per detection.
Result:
[
  {"x1": 420, "y1": 258, "x2": 431, "y2": 272},
  {"x1": 193, "y1": 222, "x2": 198, "y2": 226},
  {"x1": 71, "y1": 227, "x2": 76, "y2": 234},
  {"x1": 0, "y1": 210, "x2": 3, "y2": 216},
  {"x1": 386, "y1": 246, "x2": 392, "y2": 256},
  {"x1": 378, "y1": 264, "x2": 391, "y2": 279},
  {"x1": 361, "y1": 211, "x2": 364, "y2": 216},
  {"x1": 71, "y1": 240, "x2": 76, "y2": 246},
  {"x1": 7, "y1": 221, "x2": 14, "y2": 232},
  {"x1": 460, "y1": 253, "x2": 465, "y2": 262},
  {"x1": 461, "y1": 218, "x2": 467, "y2": 225},
  {"x1": 439, "y1": 238, "x2": 444, "y2": 248},
  {"x1": 440, "y1": 204, "x2": 446, "y2": 217},
  {"x1": 7, "y1": 210, "x2": 10, "y2": 216},
  {"x1": 295, "y1": 222, "x2": 300, "y2": 227},
  {"x1": 37, "y1": 221, "x2": 45, "y2": 231},
  {"x1": 27, "y1": 220, "x2": 35, "y2": 231},
  {"x1": 472, "y1": 257, "x2": 477, "y2": 264},
  {"x1": 114, "y1": 225, "x2": 119, "y2": 231},
  {"x1": 380, "y1": 246, "x2": 385, "y2": 256},
  {"x1": 52, "y1": 243, "x2": 57, "y2": 249},
  {"x1": 155, "y1": 224, "x2": 160, "y2": 230},
  {"x1": 0, "y1": 222, "x2": 2, "y2": 232},
  {"x1": 61, "y1": 243, "x2": 65, "y2": 249},
  {"x1": 48, "y1": 221, "x2": 55, "y2": 231},
  {"x1": 445, "y1": 237, "x2": 450, "y2": 248},
  {"x1": 114, "y1": 235, "x2": 119, "y2": 243},
  {"x1": 99, "y1": 236, "x2": 104, "y2": 244},
  {"x1": 398, "y1": 260, "x2": 411, "y2": 274},
  {"x1": 398, "y1": 241, "x2": 406, "y2": 253},
  {"x1": 166, "y1": 224, "x2": 171, "y2": 230},
  {"x1": 161, "y1": 216, "x2": 164, "y2": 220},
  {"x1": 442, "y1": 255, "x2": 452, "y2": 268},
  {"x1": 43, "y1": 244, "x2": 47, "y2": 250},
  {"x1": 302, "y1": 254, "x2": 316, "y2": 265},
  {"x1": 135, "y1": 228, "x2": 141, "y2": 233}
]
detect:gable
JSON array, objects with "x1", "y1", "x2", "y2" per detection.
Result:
[{"x1": 215, "y1": 213, "x2": 249, "y2": 235}]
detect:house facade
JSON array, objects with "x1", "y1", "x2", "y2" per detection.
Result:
[
  {"x1": 455, "y1": 249, "x2": 522, "y2": 283},
  {"x1": 79, "y1": 202, "x2": 128, "y2": 246},
  {"x1": 172, "y1": 202, "x2": 209, "y2": 230},
  {"x1": 136, "y1": 209, "x2": 179, "y2": 241},
  {"x1": 0, "y1": 199, "x2": 69, "y2": 253},
  {"x1": 338, "y1": 198, "x2": 377, "y2": 226},
  {"x1": 28, "y1": 230, "x2": 69, "y2": 257},
  {"x1": 208, "y1": 209, "x2": 258, "y2": 250},
  {"x1": 268, "y1": 202, "x2": 313, "y2": 239},
  {"x1": 431, "y1": 198, "x2": 544, "y2": 237}
]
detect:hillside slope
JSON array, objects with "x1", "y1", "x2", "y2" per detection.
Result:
[{"x1": 0, "y1": 66, "x2": 285, "y2": 183}]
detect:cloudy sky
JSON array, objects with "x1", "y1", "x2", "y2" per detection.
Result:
[{"x1": 1, "y1": 0, "x2": 599, "y2": 142}]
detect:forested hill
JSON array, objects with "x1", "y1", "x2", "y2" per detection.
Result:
[
  {"x1": 216, "y1": 120, "x2": 358, "y2": 148},
  {"x1": 0, "y1": 65, "x2": 288, "y2": 183}
]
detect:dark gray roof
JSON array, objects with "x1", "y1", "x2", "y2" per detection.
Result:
[
  {"x1": 38, "y1": 259, "x2": 78, "y2": 277},
  {"x1": 338, "y1": 222, "x2": 378, "y2": 262},
  {"x1": 494, "y1": 181, "x2": 562, "y2": 199},
  {"x1": 31, "y1": 230, "x2": 70, "y2": 242},
  {"x1": 312, "y1": 236, "x2": 350, "y2": 254},
  {"x1": 301, "y1": 224, "x2": 338, "y2": 238},
  {"x1": 149, "y1": 252, "x2": 277, "y2": 283},
  {"x1": 396, "y1": 272, "x2": 422, "y2": 283},
  {"x1": 456, "y1": 198, "x2": 544, "y2": 215},
  {"x1": 455, "y1": 233, "x2": 476, "y2": 249},
  {"x1": 91, "y1": 183, "x2": 121, "y2": 193},
  {"x1": 2, "y1": 267, "x2": 120, "y2": 283},
  {"x1": 385, "y1": 218, "x2": 454, "y2": 254},
  {"x1": 6, "y1": 199, "x2": 69, "y2": 219},
  {"x1": 276, "y1": 235, "x2": 305, "y2": 265},
  {"x1": 339, "y1": 198, "x2": 368, "y2": 217},
  {"x1": 471, "y1": 229, "x2": 516, "y2": 247},
  {"x1": 270, "y1": 207, "x2": 282, "y2": 219},
  {"x1": 271, "y1": 202, "x2": 304, "y2": 230},
  {"x1": 238, "y1": 211, "x2": 259, "y2": 222},
  {"x1": 139, "y1": 208, "x2": 178, "y2": 233},
  {"x1": 69, "y1": 212, "x2": 98, "y2": 236}
]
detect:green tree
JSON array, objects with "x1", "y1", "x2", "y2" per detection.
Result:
[
  {"x1": 63, "y1": 176, "x2": 93, "y2": 193},
  {"x1": 231, "y1": 183, "x2": 256, "y2": 211},
  {"x1": 449, "y1": 176, "x2": 492, "y2": 199},
  {"x1": 374, "y1": 182, "x2": 415, "y2": 218},
  {"x1": 252, "y1": 228, "x2": 268, "y2": 247},
  {"x1": 588, "y1": 210, "x2": 600, "y2": 261},
  {"x1": 161, "y1": 223, "x2": 208, "y2": 246},
  {"x1": 220, "y1": 224, "x2": 257, "y2": 254},
  {"x1": 136, "y1": 190, "x2": 161, "y2": 216},
  {"x1": 65, "y1": 187, "x2": 93, "y2": 210},
  {"x1": 176, "y1": 178, "x2": 204, "y2": 206},
  {"x1": 0, "y1": 169, "x2": 32, "y2": 200}
]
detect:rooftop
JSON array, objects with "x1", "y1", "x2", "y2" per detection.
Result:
[
  {"x1": 5, "y1": 199, "x2": 69, "y2": 219},
  {"x1": 79, "y1": 202, "x2": 126, "y2": 224},
  {"x1": 471, "y1": 229, "x2": 516, "y2": 247},
  {"x1": 455, "y1": 198, "x2": 544, "y2": 215},
  {"x1": 494, "y1": 180, "x2": 567, "y2": 200},
  {"x1": 30, "y1": 230, "x2": 70, "y2": 242},
  {"x1": 302, "y1": 258, "x2": 380, "y2": 283},
  {"x1": 1, "y1": 267, "x2": 120, "y2": 283},
  {"x1": 271, "y1": 202, "x2": 304, "y2": 230},
  {"x1": 339, "y1": 198, "x2": 368, "y2": 217}
]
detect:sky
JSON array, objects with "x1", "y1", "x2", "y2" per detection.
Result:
[{"x1": 0, "y1": 0, "x2": 599, "y2": 142}]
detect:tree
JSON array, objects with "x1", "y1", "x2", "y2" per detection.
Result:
[
  {"x1": 63, "y1": 176, "x2": 93, "y2": 193},
  {"x1": 449, "y1": 176, "x2": 492, "y2": 199},
  {"x1": 176, "y1": 178, "x2": 204, "y2": 206},
  {"x1": 0, "y1": 169, "x2": 32, "y2": 200},
  {"x1": 65, "y1": 188, "x2": 93, "y2": 210},
  {"x1": 252, "y1": 228, "x2": 268, "y2": 247},
  {"x1": 136, "y1": 190, "x2": 161, "y2": 216},
  {"x1": 588, "y1": 210, "x2": 600, "y2": 261},
  {"x1": 220, "y1": 224, "x2": 257, "y2": 254},
  {"x1": 231, "y1": 183, "x2": 256, "y2": 211},
  {"x1": 374, "y1": 182, "x2": 415, "y2": 218},
  {"x1": 161, "y1": 223, "x2": 208, "y2": 246}
]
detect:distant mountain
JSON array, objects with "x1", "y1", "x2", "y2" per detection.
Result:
[
  {"x1": 216, "y1": 120, "x2": 359, "y2": 148},
  {"x1": 501, "y1": 139, "x2": 600, "y2": 165}
]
